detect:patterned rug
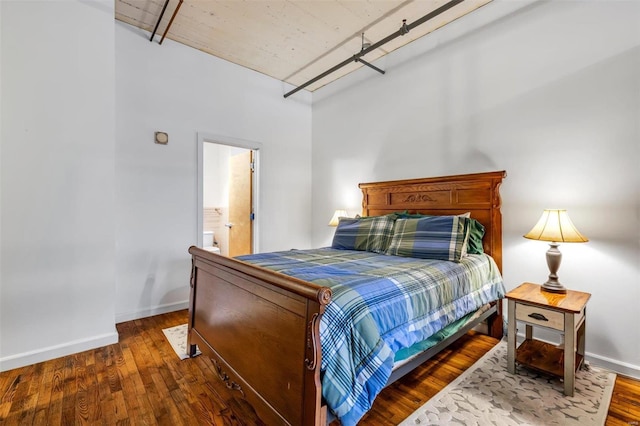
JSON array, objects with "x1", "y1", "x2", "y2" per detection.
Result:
[
  {"x1": 400, "y1": 340, "x2": 616, "y2": 426},
  {"x1": 162, "y1": 324, "x2": 200, "y2": 360}
]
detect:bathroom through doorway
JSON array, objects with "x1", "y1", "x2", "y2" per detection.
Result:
[{"x1": 197, "y1": 133, "x2": 260, "y2": 257}]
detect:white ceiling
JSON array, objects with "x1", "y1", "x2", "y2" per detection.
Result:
[{"x1": 115, "y1": 0, "x2": 491, "y2": 94}]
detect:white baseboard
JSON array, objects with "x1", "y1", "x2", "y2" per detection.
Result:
[
  {"x1": 0, "y1": 301, "x2": 190, "y2": 373},
  {"x1": 0, "y1": 331, "x2": 118, "y2": 373},
  {"x1": 115, "y1": 300, "x2": 189, "y2": 324},
  {"x1": 586, "y1": 352, "x2": 640, "y2": 380},
  {"x1": 514, "y1": 332, "x2": 640, "y2": 380}
]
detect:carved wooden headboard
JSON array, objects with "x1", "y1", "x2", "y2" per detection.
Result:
[{"x1": 359, "y1": 171, "x2": 507, "y2": 272}]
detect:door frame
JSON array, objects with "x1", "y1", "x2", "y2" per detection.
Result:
[{"x1": 197, "y1": 132, "x2": 262, "y2": 253}]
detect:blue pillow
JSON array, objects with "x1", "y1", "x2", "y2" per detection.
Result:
[
  {"x1": 386, "y1": 216, "x2": 471, "y2": 262},
  {"x1": 394, "y1": 212, "x2": 484, "y2": 255},
  {"x1": 331, "y1": 214, "x2": 397, "y2": 253}
]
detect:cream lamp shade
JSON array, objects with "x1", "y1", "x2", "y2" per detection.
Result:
[
  {"x1": 523, "y1": 209, "x2": 588, "y2": 293},
  {"x1": 328, "y1": 209, "x2": 349, "y2": 226}
]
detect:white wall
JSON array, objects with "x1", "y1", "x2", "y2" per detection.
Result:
[
  {"x1": 115, "y1": 22, "x2": 312, "y2": 322},
  {"x1": 203, "y1": 143, "x2": 231, "y2": 208},
  {"x1": 0, "y1": 0, "x2": 118, "y2": 371},
  {"x1": 312, "y1": 1, "x2": 640, "y2": 377},
  {"x1": 0, "y1": 1, "x2": 312, "y2": 370}
]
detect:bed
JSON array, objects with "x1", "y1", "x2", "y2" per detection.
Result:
[{"x1": 187, "y1": 170, "x2": 506, "y2": 425}]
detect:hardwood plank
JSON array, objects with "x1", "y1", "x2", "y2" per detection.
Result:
[
  {"x1": 150, "y1": 370, "x2": 185, "y2": 426},
  {"x1": 0, "y1": 310, "x2": 637, "y2": 425},
  {"x1": 46, "y1": 357, "x2": 65, "y2": 426},
  {"x1": 2, "y1": 365, "x2": 40, "y2": 425},
  {"x1": 84, "y1": 363, "x2": 101, "y2": 423},
  {"x1": 34, "y1": 359, "x2": 55, "y2": 417},
  {"x1": 60, "y1": 354, "x2": 82, "y2": 425},
  {"x1": 607, "y1": 374, "x2": 640, "y2": 426},
  {"x1": 111, "y1": 390, "x2": 129, "y2": 423},
  {"x1": 0, "y1": 370, "x2": 21, "y2": 420}
]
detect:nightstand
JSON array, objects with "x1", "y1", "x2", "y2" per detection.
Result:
[{"x1": 506, "y1": 282, "x2": 591, "y2": 396}]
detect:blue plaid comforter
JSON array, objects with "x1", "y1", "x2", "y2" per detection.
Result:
[{"x1": 237, "y1": 248, "x2": 505, "y2": 425}]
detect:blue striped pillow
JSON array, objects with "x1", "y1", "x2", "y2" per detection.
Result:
[
  {"x1": 394, "y1": 212, "x2": 485, "y2": 254},
  {"x1": 331, "y1": 215, "x2": 397, "y2": 253},
  {"x1": 386, "y1": 216, "x2": 471, "y2": 262}
]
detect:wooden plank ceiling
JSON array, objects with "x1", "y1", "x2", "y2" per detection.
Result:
[{"x1": 115, "y1": 0, "x2": 491, "y2": 93}]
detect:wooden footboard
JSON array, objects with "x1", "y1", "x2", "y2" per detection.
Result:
[{"x1": 187, "y1": 246, "x2": 332, "y2": 425}]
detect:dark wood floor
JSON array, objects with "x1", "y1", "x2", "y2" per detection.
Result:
[{"x1": 1, "y1": 309, "x2": 638, "y2": 425}]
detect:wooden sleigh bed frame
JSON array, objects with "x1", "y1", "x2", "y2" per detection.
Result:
[{"x1": 187, "y1": 170, "x2": 506, "y2": 425}]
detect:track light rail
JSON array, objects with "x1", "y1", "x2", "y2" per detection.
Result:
[
  {"x1": 149, "y1": 0, "x2": 170, "y2": 42},
  {"x1": 283, "y1": 0, "x2": 465, "y2": 98},
  {"x1": 149, "y1": 0, "x2": 184, "y2": 45}
]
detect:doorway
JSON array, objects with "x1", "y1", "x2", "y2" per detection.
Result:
[{"x1": 197, "y1": 133, "x2": 261, "y2": 256}]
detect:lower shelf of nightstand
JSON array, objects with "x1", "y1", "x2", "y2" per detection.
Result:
[{"x1": 515, "y1": 339, "x2": 584, "y2": 377}]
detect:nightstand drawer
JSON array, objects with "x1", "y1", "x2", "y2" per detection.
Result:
[{"x1": 515, "y1": 303, "x2": 564, "y2": 330}]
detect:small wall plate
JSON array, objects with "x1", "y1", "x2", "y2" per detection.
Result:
[{"x1": 155, "y1": 131, "x2": 169, "y2": 144}]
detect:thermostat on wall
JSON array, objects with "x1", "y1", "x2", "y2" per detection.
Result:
[{"x1": 155, "y1": 131, "x2": 169, "y2": 145}]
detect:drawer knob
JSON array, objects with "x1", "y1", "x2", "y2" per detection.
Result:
[{"x1": 528, "y1": 312, "x2": 549, "y2": 321}]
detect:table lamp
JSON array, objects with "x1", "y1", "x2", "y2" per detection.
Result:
[
  {"x1": 523, "y1": 209, "x2": 588, "y2": 293},
  {"x1": 328, "y1": 209, "x2": 348, "y2": 226}
]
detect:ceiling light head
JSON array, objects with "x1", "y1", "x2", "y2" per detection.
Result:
[{"x1": 360, "y1": 33, "x2": 371, "y2": 52}]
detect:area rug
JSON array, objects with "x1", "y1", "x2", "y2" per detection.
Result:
[
  {"x1": 400, "y1": 340, "x2": 616, "y2": 426},
  {"x1": 162, "y1": 324, "x2": 200, "y2": 360}
]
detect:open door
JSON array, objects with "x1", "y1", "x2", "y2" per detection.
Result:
[{"x1": 227, "y1": 150, "x2": 253, "y2": 257}]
